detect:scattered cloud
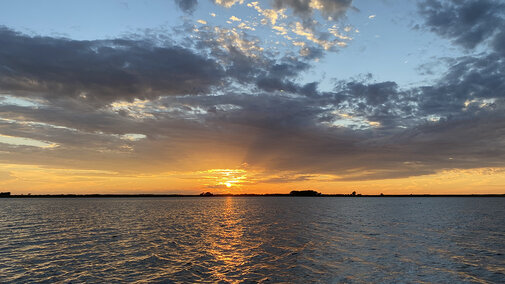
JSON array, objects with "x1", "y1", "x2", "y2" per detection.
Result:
[
  {"x1": 292, "y1": 22, "x2": 348, "y2": 49},
  {"x1": 248, "y1": 1, "x2": 287, "y2": 26},
  {"x1": 272, "y1": 25, "x2": 288, "y2": 35},
  {"x1": 214, "y1": 0, "x2": 245, "y2": 8},
  {"x1": 229, "y1": 15, "x2": 241, "y2": 22},
  {"x1": 271, "y1": 0, "x2": 354, "y2": 22},
  {"x1": 237, "y1": 22, "x2": 256, "y2": 31}
]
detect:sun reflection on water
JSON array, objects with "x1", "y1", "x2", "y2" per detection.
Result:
[{"x1": 205, "y1": 197, "x2": 250, "y2": 282}]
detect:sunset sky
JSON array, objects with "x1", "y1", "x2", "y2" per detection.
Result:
[{"x1": 1, "y1": 0, "x2": 505, "y2": 194}]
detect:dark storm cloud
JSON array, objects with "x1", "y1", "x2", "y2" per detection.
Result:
[
  {"x1": 0, "y1": 27, "x2": 225, "y2": 105},
  {"x1": 174, "y1": 0, "x2": 198, "y2": 13},
  {"x1": 418, "y1": 0, "x2": 505, "y2": 49}
]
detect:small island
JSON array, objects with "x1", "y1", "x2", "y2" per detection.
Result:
[{"x1": 289, "y1": 190, "x2": 322, "y2": 196}]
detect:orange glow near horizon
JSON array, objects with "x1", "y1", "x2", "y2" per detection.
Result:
[{"x1": 0, "y1": 162, "x2": 504, "y2": 195}]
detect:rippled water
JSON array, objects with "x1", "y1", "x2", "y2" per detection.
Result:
[{"x1": 1, "y1": 197, "x2": 504, "y2": 283}]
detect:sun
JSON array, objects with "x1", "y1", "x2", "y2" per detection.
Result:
[{"x1": 200, "y1": 168, "x2": 247, "y2": 189}]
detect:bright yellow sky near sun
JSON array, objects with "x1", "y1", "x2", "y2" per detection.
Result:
[{"x1": 1, "y1": 162, "x2": 504, "y2": 195}]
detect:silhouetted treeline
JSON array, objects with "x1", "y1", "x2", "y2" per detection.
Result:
[{"x1": 1, "y1": 192, "x2": 504, "y2": 198}]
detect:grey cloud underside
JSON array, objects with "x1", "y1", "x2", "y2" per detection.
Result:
[
  {"x1": 2, "y1": 88, "x2": 505, "y2": 179},
  {"x1": 2, "y1": 0, "x2": 505, "y2": 181},
  {"x1": 419, "y1": 0, "x2": 505, "y2": 50},
  {"x1": 0, "y1": 26, "x2": 316, "y2": 105},
  {"x1": 175, "y1": 0, "x2": 354, "y2": 22},
  {"x1": 272, "y1": 0, "x2": 353, "y2": 21},
  {"x1": 0, "y1": 27, "x2": 225, "y2": 104},
  {"x1": 174, "y1": 0, "x2": 198, "y2": 13},
  {"x1": 416, "y1": 0, "x2": 505, "y2": 115}
]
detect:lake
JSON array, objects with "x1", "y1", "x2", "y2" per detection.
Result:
[{"x1": 1, "y1": 197, "x2": 504, "y2": 283}]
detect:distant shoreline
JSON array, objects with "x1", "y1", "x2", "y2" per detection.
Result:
[{"x1": 1, "y1": 194, "x2": 505, "y2": 198}]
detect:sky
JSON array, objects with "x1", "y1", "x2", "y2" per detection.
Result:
[{"x1": 0, "y1": 0, "x2": 504, "y2": 195}]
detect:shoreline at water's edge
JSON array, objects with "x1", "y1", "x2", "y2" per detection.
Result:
[{"x1": 1, "y1": 194, "x2": 505, "y2": 198}]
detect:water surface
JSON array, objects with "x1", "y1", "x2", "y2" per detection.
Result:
[{"x1": 1, "y1": 197, "x2": 504, "y2": 283}]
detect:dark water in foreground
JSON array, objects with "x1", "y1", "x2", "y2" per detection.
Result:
[{"x1": 0, "y1": 197, "x2": 504, "y2": 283}]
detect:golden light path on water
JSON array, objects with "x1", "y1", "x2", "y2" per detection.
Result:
[
  {"x1": 1, "y1": 197, "x2": 505, "y2": 282},
  {"x1": 206, "y1": 197, "x2": 248, "y2": 282}
]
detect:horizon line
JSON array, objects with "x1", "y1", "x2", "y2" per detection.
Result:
[{"x1": 2, "y1": 193, "x2": 505, "y2": 198}]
